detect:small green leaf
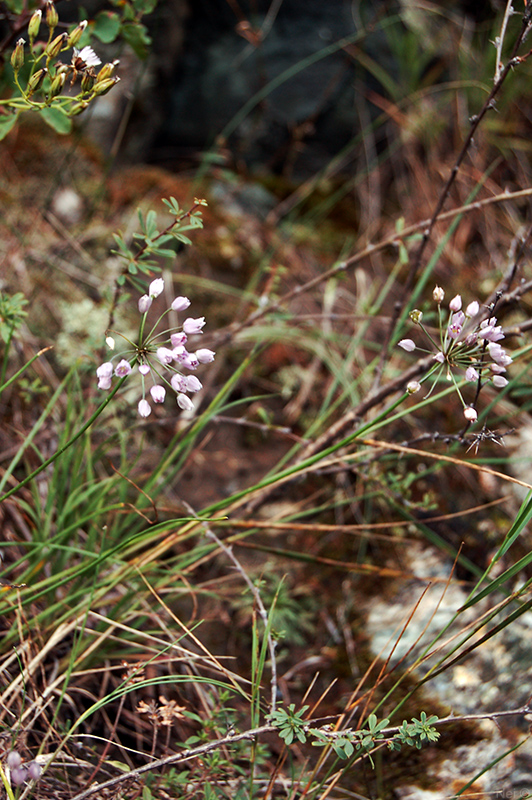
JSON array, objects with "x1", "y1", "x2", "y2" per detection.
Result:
[
  {"x1": 121, "y1": 21, "x2": 151, "y2": 59},
  {"x1": 39, "y1": 106, "x2": 72, "y2": 134},
  {"x1": 0, "y1": 113, "x2": 18, "y2": 141},
  {"x1": 93, "y1": 10, "x2": 122, "y2": 43},
  {"x1": 131, "y1": 0, "x2": 157, "y2": 13}
]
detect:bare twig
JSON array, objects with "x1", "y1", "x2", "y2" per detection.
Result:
[
  {"x1": 66, "y1": 704, "x2": 532, "y2": 800},
  {"x1": 180, "y1": 501, "x2": 279, "y2": 715}
]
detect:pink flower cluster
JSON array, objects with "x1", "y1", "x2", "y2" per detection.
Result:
[
  {"x1": 6, "y1": 750, "x2": 41, "y2": 786},
  {"x1": 398, "y1": 288, "x2": 512, "y2": 423},
  {"x1": 96, "y1": 278, "x2": 215, "y2": 417}
]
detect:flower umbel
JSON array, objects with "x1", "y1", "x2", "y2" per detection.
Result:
[
  {"x1": 96, "y1": 280, "x2": 215, "y2": 417},
  {"x1": 398, "y1": 289, "x2": 512, "y2": 423}
]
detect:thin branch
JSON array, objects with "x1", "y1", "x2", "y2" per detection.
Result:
[
  {"x1": 66, "y1": 704, "x2": 532, "y2": 800},
  {"x1": 180, "y1": 501, "x2": 279, "y2": 715}
]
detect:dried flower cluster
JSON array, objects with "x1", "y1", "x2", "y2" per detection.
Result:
[
  {"x1": 96, "y1": 278, "x2": 215, "y2": 417},
  {"x1": 398, "y1": 287, "x2": 512, "y2": 422},
  {"x1": 137, "y1": 696, "x2": 187, "y2": 726}
]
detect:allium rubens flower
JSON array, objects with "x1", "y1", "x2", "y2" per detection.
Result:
[
  {"x1": 6, "y1": 750, "x2": 42, "y2": 785},
  {"x1": 398, "y1": 288, "x2": 512, "y2": 423},
  {"x1": 96, "y1": 278, "x2": 215, "y2": 417}
]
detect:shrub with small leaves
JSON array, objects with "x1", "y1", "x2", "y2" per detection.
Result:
[{"x1": 268, "y1": 704, "x2": 310, "y2": 745}]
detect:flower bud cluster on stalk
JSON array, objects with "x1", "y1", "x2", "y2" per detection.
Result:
[
  {"x1": 96, "y1": 279, "x2": 216, "y2": 417},
  {"x1": 4, "y1": 2, "x2": 119, "y2": 125},
  {"x1": 5, "y1": 750, "x2": 42, "y2": 786},
  {"x1": 398, "y1": 287, "x2": 512, "y2": 423}
]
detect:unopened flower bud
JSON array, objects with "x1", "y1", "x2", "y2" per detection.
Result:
[
  {"x1": 433, "y1": 286, "x2": 444, "y2": 304},
  {"x1": 27, "y1": 762, "x2": 42, "y2": 781},
  {"x1": 465, "y1": 300, "x2": 479, "y2": 317},
  {"x1": 67, "y1": 20, "x2": 87, "y2": 48},
  {"x1": 177, "y1": 393, "x2": 194, "y2": 411},
  {"x1": 150, "y1": 385, "x2": 166, "y2": 403},
  {"x1": 185, "y1": 375, "x2": 202, "y2": 392},
  {"x1": 171, "y1": 332, "x2": 187, "y2": 348},
  {"x1": 7, "y1": 751, "x2": 22, "y2": 770},
  {"x1": 409, "y1": 309, "x2": 423, "y2": 324},
  {"x1": 183, "y1": 316, "x2": 205, "y2": 335},
  {"x1": 156, "y1": 347, "x2": 174, "y2": 365},
  {"x1": 46, "y1": 1, "x2": 58, "y2": 30},
  {"x1": 493, "y1": 375, "x2": 509, "y2": 388},
  {"x1": 28, "y1": 10, "x2": 42, "y2": 44},
  {"x1": 96, "y1": 60, "x2": 119, "y2": 82},
  {"x1": 463, "y1": 406, "x2": 477, "y2": 422},
  {"x1": 138, "y1": 295, "x2": 152, "y2": 313},
  {"x1": 406, "y1": 380, "x2": 421, "y2": 394},
  {"x1": 196, "y1": 348, "x2": 215, "y2": 363},
  {"x1": 49, "y1": 71, "x2": 66, "y2": 98},
  {"x1": 26, "y1": 67, "x2": 48, "y2": 95},
  {"x1": 171, "y1": 296, "x2": 191, "y2": 312},
  {"x1": 449, "y1": 294, "x2": 462, "y2": 312},
  {"x1": 149, "y1": 278, "x2": 164, "y2": 297},
  {"x1": 106, "y1": 336, "x2": 115, "y2": 350},
  {"x1": 69, "y1": 100, "x2": 89, "y2": 116},
  {"x1": 398, "y1": 339, "x2": 415, "y2": 352},
  {"x1": 138, "y1": 398, "x2": 151, "y2": 417},
  {"x1": 45, "y1": 31, "x2": 66, "y2": 58},
  {"x1": 11, "y1": 767, "x2": 27, "y2": 786},
  {"x1": 80, "y1": 71, "x2": 95, "y2": 92},
  {"x1": 92, "y1": 76, "x2": 120, "y2": 96},
  {"x1": 11, "y1": 39, "x2": 25, "y2": 72}
]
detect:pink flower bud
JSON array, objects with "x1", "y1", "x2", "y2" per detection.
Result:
[
  {"x1": 139, "y1": 364, "x2": 150, "y2": 375},
  {"x1": 138, "y1": 295, "x2": 152, "y2": 313},
  {"x1": 172, "y1": 345, "x2": 186, "y2": 360},
  {"x1": 150, "y1": 384, "x2": 166, "y2": 403},
  {"x1": 433, "y1": 286, "x2": 444, "y2": 304},
  {"x1": 185, "y1": 375, "x2": 202, "y2": 392},
  {"x1": 156, "y1": 347, "x2": 174, "y2": 365},
  {"x1": 433, "y1": 352, "x2": 445, "y2": 364},
  {"x1": 148, "y1": 278, "x2": 164, "y2": 297},
  {"x1": 196, "y1": 348, "x2": 216, "y2": 363},
  {"x1": 465, "y1": 366, "x2": 479, "y2": 381},
  {"x1": 465, "y1": 301, "x2": 479, "y2": 317},
  {"x1": 171, "y1": 374, "x2": 186, "y2": 392},
  {"x1": 138, "y1": 399, "x2": 151, "y2": 417},
  {"x1": 463, "y1": 406, "x2": 477, "y2": 422},
  {"x1": 181, "y1": 352, "x2": 199, "y2": 370},
  {"x1": 97, "y1": 362, "x2": 113, "y2": 377},
  {"x1": 7, "y1": 752, "x2": 22, "y2": 770},
  {"x1": 492, "y1": 375, "x2": 508, "y2": 388},
  {"x1": 406, "y1": 380, "x2": 421, "y2": 394},
  {"x1": 171, "y1": 296, "x2": 191, "y2": 312},
  {"x1": 177, "y1": 393, "x2": 194, "y2": 411},
  {"x1": 98, "y1": 377, "x2": 112, "y2": 390},
  {"x1": 398, "y1": 339, "x2": 415, "y2": 352},
  {"x1": 27, "y1": 762, "x2": 42, "y2": 781},
  {"x1": 490, "y1": 363, "x2": 506, "y2": 374},
  {"x1": 183, "y1": 316, "x2": 205, "y2": 335},
  {"x1": 171, "y1": 332, "x2": 187, "y2": 348},
  {"x1": 449, "y1": 295, "x2": 462, "y2": 312},
  {"x1": 11, "y1": 767, "x2": 27, "y2": 786}
]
